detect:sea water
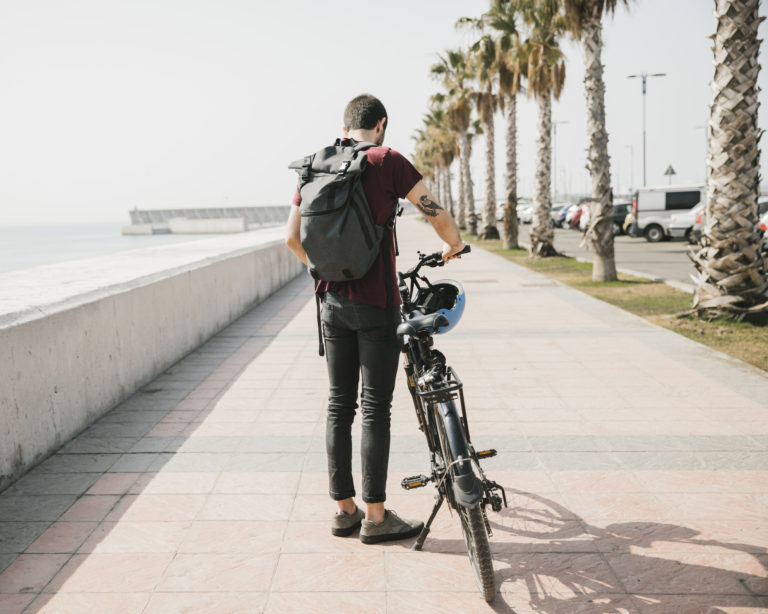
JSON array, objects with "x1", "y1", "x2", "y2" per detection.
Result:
[{"x1": 0, "y1": 223, "x2": 227, "y2": 274}]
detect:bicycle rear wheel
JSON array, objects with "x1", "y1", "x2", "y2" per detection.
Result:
[{"x1": 431, "y1": 400, "x2": 495, "y2": 602}]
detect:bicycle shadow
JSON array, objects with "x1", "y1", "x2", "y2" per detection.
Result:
[{"x1": 424, "y1": 488, "x2": 768, "y2": 613}]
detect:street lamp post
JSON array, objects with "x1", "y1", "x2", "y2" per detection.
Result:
[
  {"x1": 552, "y1": 120, "x2": 568, "y2": 201},
  {"x1": 627, "y1": 72, "x2": 666, "y2": 187}
]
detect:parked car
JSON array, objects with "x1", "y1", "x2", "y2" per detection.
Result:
[
  {"x1": 518, "y1": 204, "x2": 533, "y2": 224},
  {"x1": 690, "y1": 198, "x2": 768, "y2": 244},
  {"x1": 668, "y1": 203, "x2": 706, "y2": 241},
  {"x1": 631, "y1": 184, "x2": 706, "y2": 242},
  {"x1": 550, "y1": 203, "x2": 571, "y2": 224},
  {"x1": 556, "y1": 203, "x2": 576, "y2": 227},
  {"x1": 612, "y1": 202, "x2": 632, "y2": 235}
]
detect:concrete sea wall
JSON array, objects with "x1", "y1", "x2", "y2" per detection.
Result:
[{"x1": 0, "y1": 228, "x2": 304, "y2": 490}]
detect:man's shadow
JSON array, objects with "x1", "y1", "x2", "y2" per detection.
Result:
[{"x1": 422, "y1": 489, "x2": 768, "y2": 613}]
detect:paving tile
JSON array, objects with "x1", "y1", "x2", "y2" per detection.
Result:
[
  {"x1": 157, "y1": 553, "x2": 278, "y2": 592},
  {"x1": 266, "y1": 592, "x2": 386, "y2": 614},
  {"x1": 59, "y1": 495, "x2": 120, "y2": 522},
  {"x1": 214, "y1": 471, "x2": 301, "y2": 494},
  {"x1": 60, "y1": 437, "x2": 140, "y2": 454},
  {"x1": 549, "y1": 470, "x2": 645, "y2": 493},
  {"x1": 79, "y1": 521, "x2": 191, "y2": 553},
  {"x1": 33, "y1": 454, "x2": 119, "y2": 474},
  {"x1": 4, "y1": 473, "x2": 100, "y2": 497},
  {"x1": 0, "y1": 554, "x2": 16, "y2": 574},
  {"x1": 0, "y1": 593, "x2": 35, "y2": 614},
  {"x1": 197, "y1": 494, "x2": 294, "y2": 521},
  {"x1": 104, "y1": 494, "x2": 206, "y2": 522},
  {"x1": 146, "y1": 452, "x2": 233, "y2": 473},
  {"x1": 494, "y1": 552, "x2": 624, "y2": 597},
  {"x1": 107, "y1": 453, "x2": 161, "y2": 473},
  {"x1": 45, "y1": 552, "x2": 173, "y2": 592},
  {"x1": 128, "y1": 471, "x2": 219, "y2": 494},
  {"x1": 272, "y1": 552, "x2": 385, "y2": 592},
  {"x1": 178, "y1": 520, "x2": 286, "y2": 553},
  {"x1": 0, "y1": 496, "x2": 76, "y2": 522},
  {"x1": 86, "y1": 473, "x2": 140, "y2": 495},
  {"x1": 144, "y1": 592, "x2": 267, "y2": 614},
  {"x1": 631, "y1": 594, "x2": 765, "y2": 614},
  {"x1": 385, "y1": 550, "x2": 485, "y2": 593},
  {"x1": 26, "y1": 522, "x2": 98, "y2": 553},
  {"x1": 23, "y1": 593, "x2": 150, "y2": 614},
  {"x1": 225, "y1": 453, "x2": 307, "y2": 472},
  {"x1": 0, "y1": 522, "x2": 50, "y2": 553},
  {"x1": 0, "y1": 553, "x2": 70, "y2": 593},
  {"x1": 605, "y1": 552, "x2": 753, "y2": 596},
  {"x1": 497, "y1": 592, "x2": 641, "y2": 614}
]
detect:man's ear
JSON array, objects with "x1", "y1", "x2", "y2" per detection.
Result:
[{"x1": 342, "y1": 126, "x2": 349, "y2": 137}]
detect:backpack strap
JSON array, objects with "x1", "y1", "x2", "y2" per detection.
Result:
[{"x1": 315, "y1": 283, "x2": 325, "y2": 357}]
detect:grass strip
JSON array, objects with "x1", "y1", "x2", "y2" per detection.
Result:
[{"x1": 466, "y1": 235, "x2": 768, "y2": 373}]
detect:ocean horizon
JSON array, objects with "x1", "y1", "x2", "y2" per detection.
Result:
[{"x1": 0, "y1": 222, "x2": 249, "y2": 275}]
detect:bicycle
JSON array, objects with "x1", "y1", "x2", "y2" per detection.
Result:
[{"x1": 396, "y1": 246, "x2": 507, "y2": 602}]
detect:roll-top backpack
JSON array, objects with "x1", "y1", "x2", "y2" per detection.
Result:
[
  {"x1": 289, "y1": 139, "x2": 397, "y2": 283},
  {"x1": 289, "y1": 138, "x2": 399, "y2": 356}
]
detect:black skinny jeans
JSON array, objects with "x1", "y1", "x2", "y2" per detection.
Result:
[{"x1": 320, "y1": 291, "x2": 401, "y2": 504}]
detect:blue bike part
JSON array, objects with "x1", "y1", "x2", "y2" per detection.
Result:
[{"x1": 413, "y1": 279, "x2": 465, "y2": 335}]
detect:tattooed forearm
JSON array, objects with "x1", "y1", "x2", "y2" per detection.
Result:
[{"x1": 417, "y1": 195, "x2": 443, "y2": 217}]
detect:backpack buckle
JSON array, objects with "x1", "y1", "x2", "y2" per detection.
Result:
[{"x1": 337, "y1": 160, "x2": 351, "y2": 176}]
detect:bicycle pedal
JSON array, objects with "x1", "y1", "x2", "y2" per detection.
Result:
[
  {"x1": 401, "y1": 475, "x2": 430, "y2": 490},
  {"x1": 476, "y1": 449, "x2": 497, "y2": 459}
]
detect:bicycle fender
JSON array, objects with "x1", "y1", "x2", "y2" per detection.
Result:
[{"x1": 437, "y1": 402, "x2": 482, "y2": 507}]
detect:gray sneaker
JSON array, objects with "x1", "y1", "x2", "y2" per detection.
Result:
[
  {"x1": 331, "y1": 506, "x2": 365, "y2": 537},
  {"x1": 360, "y1": 510, "x2": 424, "y2": 544}
]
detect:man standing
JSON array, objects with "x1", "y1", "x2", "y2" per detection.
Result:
[{"x1": 286, "y1": 94, "x2": 466, "y2": 543}]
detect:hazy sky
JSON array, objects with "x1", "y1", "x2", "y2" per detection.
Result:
[{"x1": 0, "y1": 0, "x2": 766, "y2": 226}]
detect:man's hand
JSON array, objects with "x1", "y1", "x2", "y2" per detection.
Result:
[{"x1": 442, "y1": 241, "x2": 467, "y2": 262}]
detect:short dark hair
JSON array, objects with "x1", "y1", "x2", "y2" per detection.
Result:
[{"x1": 344, "y1": 94, "x2": 387, "y2": 131}]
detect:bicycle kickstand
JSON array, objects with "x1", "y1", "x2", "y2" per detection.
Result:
[{"x1": 412, "y1": 495, "x2": 444, "y2": 551}]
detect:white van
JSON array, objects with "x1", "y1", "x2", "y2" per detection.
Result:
[{"x1": 631, "y1": 185, "x2": 706, "y2": 242}]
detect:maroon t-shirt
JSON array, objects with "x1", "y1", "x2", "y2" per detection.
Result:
[{"x1": 292, "y1": 143, "x2": 422, "y2": 308}]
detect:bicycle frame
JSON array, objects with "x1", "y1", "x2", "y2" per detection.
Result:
[{"x1": 396, "y1": 250, "x2": 507, "y2": 549}]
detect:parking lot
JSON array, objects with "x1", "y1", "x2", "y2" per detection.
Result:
[{"x1": 517, "y1": 224, "x2": 697, "y2": 291}]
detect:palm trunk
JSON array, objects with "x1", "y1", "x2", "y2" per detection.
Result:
[
  {"x1": 581, "y1": 14, "x2": 617, "y2": 281},
  {"x1": 458, "y1": 131, "x2": 477, "y2": 235},
  {"x1": 479, "y1": 111, "x2": 499, "y2": 240},
  {"x1": 434, "y1": 165, "x2": 444, "y2": 209},
  {"x1": 457, "y1": 158, "x2": 467, "y2": 230},
  {"x1": 530, "y1": 93, "x2": 557, "y2": 256},
  {"x1": 690, "y1": 0, "x2": 768, "y2": 317},
  {"x1": 444, "y1": 165, "x2": 455, "y2": 219},
  {"x1": 502, "y1": 93, "x2": 519, "y2": 250}
]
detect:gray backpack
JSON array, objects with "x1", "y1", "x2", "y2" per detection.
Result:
[{"x1": 289, "y1": 139, "x2": 397, "y2": 283}]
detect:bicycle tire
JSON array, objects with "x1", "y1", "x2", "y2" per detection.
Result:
[{"x1": 431, "y1": 400, "x2": 495, "y2": 602}]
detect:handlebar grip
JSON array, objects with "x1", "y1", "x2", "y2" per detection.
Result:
[{"x1": 457, "y1": 244, "x2": 471, "y2": 255}]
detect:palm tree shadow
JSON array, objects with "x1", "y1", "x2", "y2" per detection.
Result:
[{"x1": 420, "y1": 488, "x2": 768, "y2": 613}]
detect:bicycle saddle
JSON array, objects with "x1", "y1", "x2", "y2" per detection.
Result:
[{"x1": 397, "y1": 312, "x2": 450, "y2": 337}]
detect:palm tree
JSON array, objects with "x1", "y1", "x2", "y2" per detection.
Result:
[
  {"x1": 486, "y1": 0, "x2": 526, "y2": 249},
  {"x1": 431, "y1": 49, "x2": 478, "y2": 234},
  {"x1": 457, "y1": 23, "x2": 500, "y2": 240},
  {"x1": 460, "y1": 3, "x2": 525, "y2": 244},
  {"x1": 517, "y1": 0, "x2": 566, "y2": 257},
  {"x1": 413, "y1": 107, "x2": 460, "y2": 220},
  {"x1": 689, "y1": 0, "x2": 768, "y2": 318},
  {"x1": 562, "y1": 0, "x2": 630, "y2": 281}
]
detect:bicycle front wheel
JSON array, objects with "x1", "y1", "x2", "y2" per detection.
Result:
[{"x1": 432, "y1": 400, "x2": 495, "y2": 602}]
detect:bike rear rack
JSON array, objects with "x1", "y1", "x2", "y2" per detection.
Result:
[{"x1": 416, "y1": 367, "x2": 473, "y2": 444}]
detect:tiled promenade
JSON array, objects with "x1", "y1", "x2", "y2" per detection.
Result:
[{"x1": 1, "y1": 217, "x2": 766, "y2": 613}]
